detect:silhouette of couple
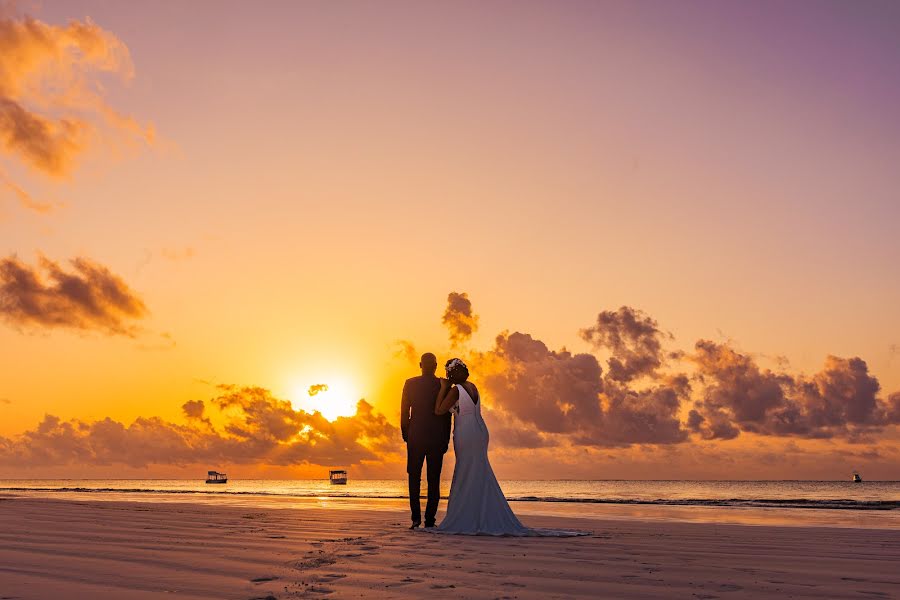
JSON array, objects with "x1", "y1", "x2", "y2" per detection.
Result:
[{"x1": 401, "y1": 353, "x2": 585, "y2": 536}]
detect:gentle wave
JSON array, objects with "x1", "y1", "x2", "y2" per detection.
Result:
[
  {"x1": 509, "y1": 496, "x2": 900, "y2": 510},
  {"x1": 2, "y1": 486, "x2": 897, "y2": 510}
]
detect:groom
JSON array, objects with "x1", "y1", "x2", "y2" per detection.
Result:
[{"x1": 400, "y1": 352, "x2": 452, "y2": 528}]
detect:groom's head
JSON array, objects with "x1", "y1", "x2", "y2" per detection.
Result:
[{"x1": 419, "y1": 352, "x2": 437, "y2": 376}]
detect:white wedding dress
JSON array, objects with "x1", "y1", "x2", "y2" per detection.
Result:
[{"x1": 432, "y1": 384, "x2": 587, "y2": 537}]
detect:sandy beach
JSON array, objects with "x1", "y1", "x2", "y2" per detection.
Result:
[{"x1": 1, "y1": 495, "x2": 898, "y2": 599}]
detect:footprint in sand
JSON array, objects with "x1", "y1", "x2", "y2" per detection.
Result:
[
  {"x1": 393, "y1": 562, "x2": 426, "y2": 570},
  {"x1": 430, "y1": 584, "x2": 456, "y2": 589},
  {"x1": 346, "y1": 538, "x2": 380, "y2": 551},
  {"x1": 306, "y1": 586, "x2": 335, "y2": 595},
  {"x1": 250, "y1": 576, "x2": 279, "y2": 583},
  {"x1": 386, "y1": 577, "x2": 422, "y2": 587},
  {"x1": 315, "y1": 573, "x2": 347, "y2": 583},
  {"x1": 290, "y1": 556, "x2": 338, "y2": 570}
]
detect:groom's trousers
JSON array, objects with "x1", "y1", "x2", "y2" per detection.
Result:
[{"x1": 407, "y1": 445, "x2": 444, "y2": 525}]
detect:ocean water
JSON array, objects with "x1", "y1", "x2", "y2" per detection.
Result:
[
  {"x1": 3, "y1": 479, "x2": 898, "y2": 529},
  {"x1": 2, "y1": 479, "x2": 898, "y2": 508}
]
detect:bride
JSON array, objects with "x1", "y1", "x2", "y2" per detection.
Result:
[{"x1": 431, "y1": 358, "x2": 586, "y2": 537}]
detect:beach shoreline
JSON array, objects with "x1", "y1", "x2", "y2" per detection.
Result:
[
  {"x1": 3, "y1": 485, "x2": 898, "y2": 531},
  {"x1": 2, "y1": 495, "x2": 899, "y2": 599}
]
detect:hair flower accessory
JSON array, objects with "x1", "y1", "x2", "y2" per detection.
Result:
[
  {"x1": 446, "y1": 358, "x2": 466, "y2": 370},
  {"x1": 445, "y1": 357, "x2": 468, "y2": 379}
]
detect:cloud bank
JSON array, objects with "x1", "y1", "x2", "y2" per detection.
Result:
[
  {"x1": 478, "y1": 330, "x2": 688, "y2": 448},
  {"x1": 0, "y1": 386, "x2": 397, "y2": 469},
  {"x1": 687, "y1": 341, "x2": 900, "y2": 441},
  {"x1": 457, "y1": 295, "x2": 899, "y2": 450},
  {"x1": 0, "y1": 254, "x2": 148, "y2": 335},
  {"x1": 3, "y1": 292, "x2": 898, "y2": 475}
]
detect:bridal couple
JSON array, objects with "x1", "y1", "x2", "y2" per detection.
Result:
[{"x1": 401, "y1": 353, "x2": 584, "y2": 536}]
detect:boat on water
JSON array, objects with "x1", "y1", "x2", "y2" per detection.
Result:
[
  {"x1": 329, "y1": 469, "x2": 348, "y2": 485},
  {"x1": 206, "y1": 470, "x2": 228, "y2": 484},
  {"x1": 852, "y1": 472, "x2": 862, "y2": 483}
]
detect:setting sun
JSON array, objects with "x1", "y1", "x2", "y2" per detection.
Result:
[{"x1": 292, "y1": 378, "x2": 361, "y2": 422}]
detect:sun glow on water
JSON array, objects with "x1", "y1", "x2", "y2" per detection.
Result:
[{"x1": 291, "y1": 377, "x2": 361, "y2": 422}]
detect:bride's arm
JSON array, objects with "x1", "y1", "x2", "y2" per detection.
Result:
[{"x1": 434, "y1": 379, "x2": 459, "y2": 415}]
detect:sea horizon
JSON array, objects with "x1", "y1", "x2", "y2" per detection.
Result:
[{"x1": 5, "y1": 478, "x2": 898, "y2": 531}]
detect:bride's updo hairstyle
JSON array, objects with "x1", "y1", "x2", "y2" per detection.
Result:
[{"x1": 445, "y1": 357, "x2": 469, "y2": 384}]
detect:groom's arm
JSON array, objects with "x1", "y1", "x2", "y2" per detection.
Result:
[
  {"x1": 400, "y1": 380, "x2": 411, "y2": 443},
  {"x1": 441, "y1": 408, "x2": 451, "y2": 453}
]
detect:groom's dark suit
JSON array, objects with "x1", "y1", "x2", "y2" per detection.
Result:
[{"x1": 401, "y1": 374, "x2": 451, "y2": 526}]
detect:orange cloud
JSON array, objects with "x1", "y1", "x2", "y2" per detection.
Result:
[
  {"x1": 308, "y1": 384, "x2": 328, "y2": 397},
  {"x1": 0, "y1": 12, "x2": 153, "y2": 197},
  {"x1": 0, "y1": 166, "x2": 55, "y2": 213},
  {"x1": 4, "y1": 294, "x2": 898, "y2": 477},
  {"x1": 454, "y1": 295, "x2": 899, "y2": 449},
  {"x1": 393, "y1": 340, "x2": 418, "y2": 364},
  {"x1": 0, "y1": 386, "x2": 397, "y2": 469},
  {"x1": 442, "y1": 291, "x2": 478, "y2": 346},
  {"x1": 687, "y1": 341, "x2": 900, "y2": 441},
  {"x1": 580, "y1": 306, "x2": 671, "y2": 382},
  {"x1": 0, "y1": 254, "x2": 148, "y2": 336},
  {"x1": 476, "y1": 331, "x2": 688, "y2": 448}
]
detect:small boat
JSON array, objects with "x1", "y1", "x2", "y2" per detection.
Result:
[
  {"x1": 329, "y1": 470, "x2": 348, "y2": 485},
  {"x1": 206, "y1": 470, "x2": 228, "y2": 484},
  {"x1": 852, "y1": 472, "x2": 862, "y2": 483}
]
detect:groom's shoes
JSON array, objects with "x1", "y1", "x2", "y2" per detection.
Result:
[
  {"x1": 424, "y1": 521, "x2": 436, "y2": 529},
  {"x1": 409, "y1": 521, "x2": 421, "y2": 530}
]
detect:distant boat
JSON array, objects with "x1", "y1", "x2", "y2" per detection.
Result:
[
  {"x1": 329, "y1": 470, "x2": 348, "y2": 485},
  {"x1": 206, "y1": 470, "x2": 228, "y2": 484},
  {"x1": 852, "y1": 472, "x2": 862, "y2": 483}
]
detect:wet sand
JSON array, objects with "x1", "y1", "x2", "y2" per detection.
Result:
[{"x1": 1, "y1": 495, "x2": 898, "y2": 599}]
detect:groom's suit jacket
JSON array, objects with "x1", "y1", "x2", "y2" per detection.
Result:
[{"x1": 401, "y1": 375, "x2": 451, "y2": 453}]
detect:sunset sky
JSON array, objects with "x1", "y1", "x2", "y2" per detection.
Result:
[{"x1": 2, "y1": 1, "x2": 899, "y2": 480}]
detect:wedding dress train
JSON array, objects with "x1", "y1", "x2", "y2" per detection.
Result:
[{"x1": 433, "y1": 384, "x2": 587, "y2": 537}]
